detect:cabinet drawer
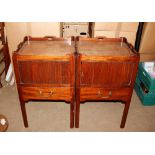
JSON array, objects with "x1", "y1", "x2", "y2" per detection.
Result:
[
  {"x1": 21, "y1": 87, "x2": 72, "y2": 101},
  {"x1": 80, "y1": 87, "x2": 131, "y2": 101}
]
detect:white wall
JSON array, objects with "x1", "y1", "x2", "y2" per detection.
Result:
[
  {"x1": 94, "y1": 22, "x2": 139, "y2": 45},
  {"x1": 139, "y1": 22, "x2": 155, "y2": 61},
  {"x1": 5, "y1": 22, "x2": 28, "y2": 54},
  {"x1": 29, "y1": 22, "x2": 60, "y2": 37},
  {"x1": 5, "y1": 22, "x2": 60, "y2": 55}
]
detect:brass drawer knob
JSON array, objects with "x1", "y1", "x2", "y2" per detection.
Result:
[
  {"x1": 109, "y1": 91, "x2": 112, "y2": 96},
  {"x1": 97, "y1": 90, "x2": 112, "y2": 98},
  {"x1": 39, "y1": 90, "x2": 54, "y2": 97},
  {"x1": 49, "y1": 91, "x2": 54, "y2": 96},
  {"x1": 39, "y1": 90, "x2": 42, "y2": 94}
]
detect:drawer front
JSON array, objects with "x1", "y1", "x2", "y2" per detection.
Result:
[
  {"x1": 21, "y1": 87, "x2": 72, "y2": 101},
  {"x1": 80, "y1": 87, "x2": 131, "y2": 101}
]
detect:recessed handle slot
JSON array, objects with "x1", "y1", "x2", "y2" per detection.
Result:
[
  {"x1": 140, "y1": 82, "x2": 149, "y2": 94},
  {"x1": 96, "y1": 36, "x2": 107, "y2": 40},
  {"x1": 80, "y1": 32, "x2": 87, "y2": 35}
]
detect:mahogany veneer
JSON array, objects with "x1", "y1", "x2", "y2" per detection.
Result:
[
  {"x1": 13, "y1": 36, "x2": 139, "y2": 129},
  {"x1": 13, "y1": 36, "x2": 75, "y2": 128},
  {"x1": 75, "y1": 37, "x2": 140, "y2": 128}
]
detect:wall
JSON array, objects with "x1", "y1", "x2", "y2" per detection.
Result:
[
  {"x1": 29, "y1": 22, "x2": 60, "y2": 37},
  {"x1": 139, "y1": 22, "x2": 155, "y2": 61},
  {"x1": 5, "y1": 22, "x2": 28, "y2": 54},
  {"x1": 94, "y1": 22, "x2": 139, "y2": 45},
  {"x1": 5, "y1": 22, "x2": 60, "y2": 55},
  {"x1": 6, "y1": 22, "x2": 155, "y2": 62}
]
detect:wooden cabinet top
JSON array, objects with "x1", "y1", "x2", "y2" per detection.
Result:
[
  {"x1": 17, "y1": 40, "x2": 75, "y2": 56},
  {"x1": 77, "y1": 38, "x2": 138, "y2": 57}
]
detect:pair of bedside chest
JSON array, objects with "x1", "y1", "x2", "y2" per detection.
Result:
[{"x1": 13, "y1": 36, "x2": 139, "y2": 128}]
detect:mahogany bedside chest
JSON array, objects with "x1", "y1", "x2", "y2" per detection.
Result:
[
  {"x1": 75, "y1": 37, "x2": 140, "y2": 128},
  {"x1": 13, "y1": 36, "x2": 75, "y2": 128}
]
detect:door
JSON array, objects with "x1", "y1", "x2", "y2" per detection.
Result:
[{"x1": 80, "y1": 61, "x2": 134, "y2": 88}]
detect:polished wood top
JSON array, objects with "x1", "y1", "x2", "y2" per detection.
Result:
[
  {"x1": 77, "y1": 41, "x2": 135, "y2": 57},
  {"x1": 18, "y1": 40, "x2": 75, "y2": 56}
]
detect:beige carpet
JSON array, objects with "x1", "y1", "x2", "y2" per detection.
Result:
[{"x1": 0, "y1": 84, "x2": 155, "y2": 132}]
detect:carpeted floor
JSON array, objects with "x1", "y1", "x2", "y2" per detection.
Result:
[{"x1": 0, "y1": 83, "x2": 155, "y2": 132}]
